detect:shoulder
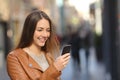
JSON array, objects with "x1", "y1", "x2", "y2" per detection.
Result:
[
  {"x1": 7, "y1": 48, "x2": 28, "y2": 59},
  {"x1": 7, "y1": 48, "x2": 29, "y2": 64},
  {"x1": 46, "y1": 52, "x2": 55, "y2": 61},
  {"x1": 8, "y1": 48, "x2": 22, "y2": 55},
  {"x1": 6, "y1": 49, "x2": 21, "y2": 63}
]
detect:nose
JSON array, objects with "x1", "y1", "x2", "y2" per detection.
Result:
[{"x1": 42, "y1": 31, "x2": 49, "y2": 37}]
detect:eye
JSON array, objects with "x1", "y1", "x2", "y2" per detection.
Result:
[
  {"x1": 47, "y1": 29, "x2": 51, "y2": 32},
  {"x1": 36, "y1": 27, "x2": 43, "y2": 31},
  {"x1": 37, "y1": 29, "x2": 42, "y2": 32}
]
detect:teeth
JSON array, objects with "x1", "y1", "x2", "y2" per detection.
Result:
[
  {"x1": 39, "y1": 37, "x2": 42, "y2": 39},
  {"x1": 38, "y1": 37, "x2": 46, "y2": 41}
]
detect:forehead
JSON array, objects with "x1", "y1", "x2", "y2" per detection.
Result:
[{"x1": 36, "y1": 18, "x2": 50, "y2": 28}]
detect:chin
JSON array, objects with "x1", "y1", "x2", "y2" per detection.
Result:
[{"x1": 39, "y1": 43, "x2": 45, "y2": 47}]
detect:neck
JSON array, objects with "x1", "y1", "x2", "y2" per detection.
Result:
[{"x1": 28, "y1": 44, "x2": 42, "y2": 56}]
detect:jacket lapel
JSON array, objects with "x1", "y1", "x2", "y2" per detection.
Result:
[
  {"x1": 18, "y1": 49, "x2": 53, "y2": 72},
  {"x1": 27, "y1": 54, "x2": 43, "y2": 71},
  {"x1": 18, "y1": 49, "x2": 43, "y2": 72}
]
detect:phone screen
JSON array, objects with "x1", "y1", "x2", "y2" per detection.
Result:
[{"x1": 61, "y1": 45, "x2": 71, "y2": 55}]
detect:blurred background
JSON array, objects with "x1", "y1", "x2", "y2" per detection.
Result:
[{"x1": 0, "y1": 0, "x2": 119, "y2": 80}]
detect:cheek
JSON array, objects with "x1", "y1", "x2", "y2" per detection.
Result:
[
  {"x1": 33, "y1": 35, "x2": 37, "y2": 42},
  {"x1": 47, "y1": 32, "x2": 50, "y2": 38},
  {"x1": 33, "y1": 32, "x2": 39, "y2": 39},
  {"x1": 48, "y1": 33, "x2": 50, "y2": 37},
  {"x1": 33, "y1": 33, "x2": 37, "y2": 38}
]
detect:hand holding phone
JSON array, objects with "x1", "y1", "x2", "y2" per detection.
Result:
[
  {"x1": 61, "y1": 45, "x2": 71, "y2": 55},
  {"x1": 54, "y1": 46, "x2": 71, "y2": 71}
]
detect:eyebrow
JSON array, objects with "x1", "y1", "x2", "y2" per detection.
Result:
[
  {"x1": 36, "y1": 27, "x2": 43, "y2": 29},
  {"x1": 36, "y1": 27, "x2": 50, "y2": 29}
]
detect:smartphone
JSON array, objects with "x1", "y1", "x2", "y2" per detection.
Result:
[{"x1": 61, "y1": 45, "x2": 71, "y2": 55}]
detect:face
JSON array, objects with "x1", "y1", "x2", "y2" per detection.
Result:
[{"x1": 32, "y1": 18, "x2": 50, "y2": 47}]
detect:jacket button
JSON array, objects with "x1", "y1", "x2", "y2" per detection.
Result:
[{"x1": 29, "y1": 64, "x2": 32, "y2": 67}]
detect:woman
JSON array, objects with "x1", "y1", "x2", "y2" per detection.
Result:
[{"x1": 7, "y1": 10, "x2": 70, "y2": 80}]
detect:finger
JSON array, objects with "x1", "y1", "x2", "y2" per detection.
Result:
[
  {"x1": 62, "y1": 53, "x2": 70, "y2": 58},
  {"x1": 63, "y1": 60, "x2": 70, "y2": 66},
  {"x1": 63, "y1": 57, "x2": 70, "y2": 65},
  {"x1": 64, "y1": 56, "x2": 70, "y2": 61}
]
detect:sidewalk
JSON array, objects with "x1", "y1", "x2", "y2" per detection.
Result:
[
  {"x1": 61, "y1": 48, "x2": 110, "y2": 80},
  {"x1": 0, "y1": 51, "x2": 10, "y2": 80},
  {"x1": 0, "y1": 60, "x2": 10, "y2": 80}
]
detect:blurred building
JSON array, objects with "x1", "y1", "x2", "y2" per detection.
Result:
[
  {"x1": 0, "y1": 0, "x2": 10, "y2": 59},
  {"x1": 0, "y1": 0, "x2": 97, "y2": 60}
]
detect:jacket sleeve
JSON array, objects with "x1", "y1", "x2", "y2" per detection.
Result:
[
  {"x1": 41, "y1": 64, "x2": 61, "y2": 80},
  {"x1": 7, "y1": 52, "x2": 30, "y2": 80}
]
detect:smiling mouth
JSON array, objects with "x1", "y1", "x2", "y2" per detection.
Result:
[{"x1": 38, "y1": 37, "x2": 47, "y2": 43}]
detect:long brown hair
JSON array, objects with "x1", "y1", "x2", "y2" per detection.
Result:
[{"x1": 16, "y1": 10, "x2": 60, "y2": 57}]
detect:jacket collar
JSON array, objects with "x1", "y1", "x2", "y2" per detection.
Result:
[
  {"x1": 27, "y1": 53, "x2": 43, "y2": 71},
  {"x1": 18, "y1": 48, "x2": 52, "y2": 72},
  {"x1": 17, "y1": 48, "x2": 53, "y2": 72},
  {"x1": 28, "y1": 51, "x2": 53, "y2": 72}
]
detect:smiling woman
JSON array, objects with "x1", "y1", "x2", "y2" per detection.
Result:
[{"x1": 6, "y1": 10, "x2": 70, "y2": 80}]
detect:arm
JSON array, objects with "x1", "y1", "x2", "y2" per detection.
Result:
[{"x1": 7, "y1": 53, "x2": 30, "y2": 80}]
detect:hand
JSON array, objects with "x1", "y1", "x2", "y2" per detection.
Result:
[{"x1": 54, "y1": 53, "x2": 70, "y2": 71}]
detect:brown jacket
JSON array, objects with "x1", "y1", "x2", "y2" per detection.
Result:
[{"x1": 7, "y1": 48, "x2": 61, "y2": 80}]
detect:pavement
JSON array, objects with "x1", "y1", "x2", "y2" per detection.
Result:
[
  {"x1": 61, "y1": 48, "x2": 111, "y2": 80},
  {"x1": 0, "y1": 60, "x2": 10, "y2": 80}
]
